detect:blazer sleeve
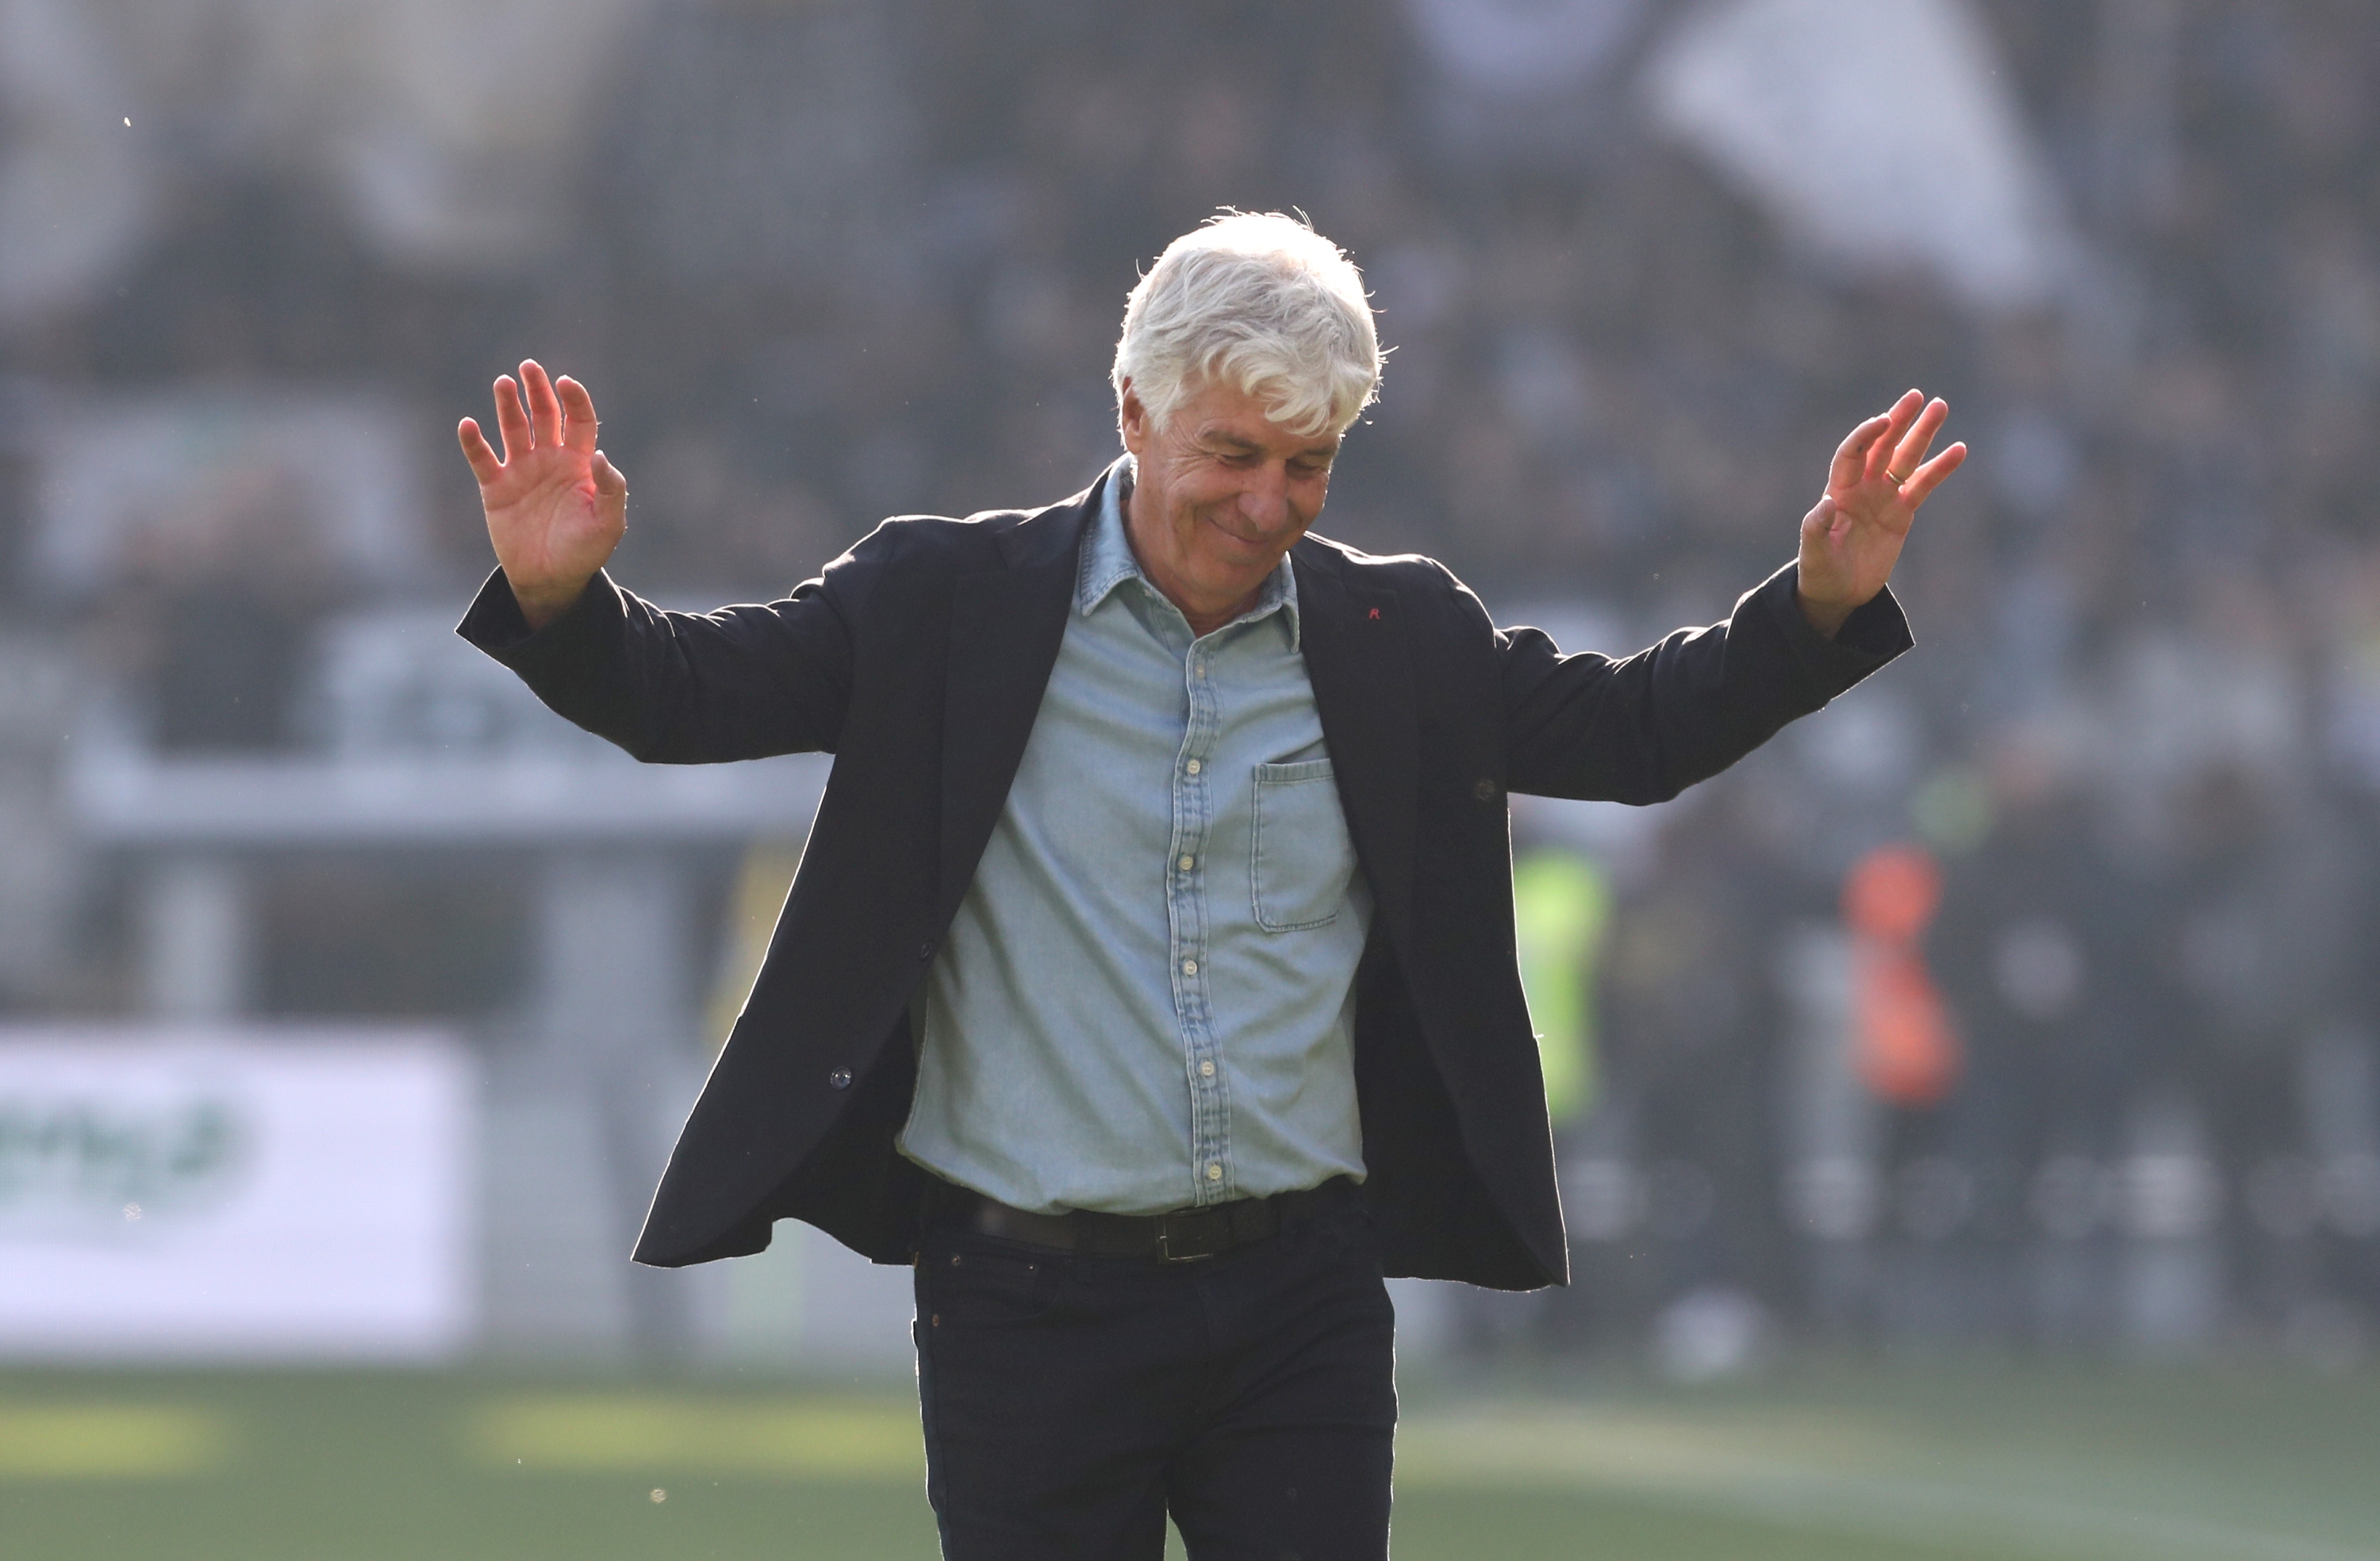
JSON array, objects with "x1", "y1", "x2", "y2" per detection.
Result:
[
  {"x1": 454, "y1": 523, "x2": 896, "y2": 763},
  {"x1": 1497, "y1": 560, "x2": 1911, "y2": 804}
]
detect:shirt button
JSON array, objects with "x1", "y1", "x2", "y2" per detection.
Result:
[
  {"x1": 1200, "y1": 1060, "x2": 1215, "y2": 1079},
  {"x1": 1184, "y1": 758, "x2": 1201, "y2": 775},
  {"x1": 1206, "y1": 1163, "x2": 1223, "y2": 1182},
  {"x1": 1181, "y1": 959, "x2": 1198, "y2": 976},
  {"x1": 1179, "y1": 854, "x2": 1195, "y2": 871},
  {"x1": 828, "y1": 1069, "x2": 853, "y2": 1090}
]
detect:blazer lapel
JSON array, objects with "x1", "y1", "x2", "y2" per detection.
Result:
[
  {"x1": 937, "y1": 482, "x2": 1098, "y2": 922},
  {"x1": 1293, "y1": 544, "x2": 1418, "y2": 949}
]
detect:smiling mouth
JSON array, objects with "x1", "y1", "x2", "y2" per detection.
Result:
[{"x1": 1200, "y1": 511, "x2": 1285, "y2": 552}]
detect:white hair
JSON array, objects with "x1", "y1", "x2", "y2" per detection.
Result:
[{"x1": 1111, "y1": 211, "x2": 1383, "y2": 441}]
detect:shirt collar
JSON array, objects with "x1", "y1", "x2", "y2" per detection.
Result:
[{"x1": 1077, "y1": 457, "x2": 1301, "y2": 648}]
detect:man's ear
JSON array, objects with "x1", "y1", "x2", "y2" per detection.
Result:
[{"x1": 1118, "y1": 380, "x2": 1149, "y2": 457}]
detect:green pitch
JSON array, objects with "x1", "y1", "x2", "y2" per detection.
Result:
[{"x1": 2, "y1": 1358, "x2": 2374, "y2": 1559}]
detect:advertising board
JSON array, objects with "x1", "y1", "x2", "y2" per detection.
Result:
[{"x1": 0, "y1": 1026, "x2": 476, "y2": 1360}]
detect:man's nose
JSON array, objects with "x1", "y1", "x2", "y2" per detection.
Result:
[{"x1": 1236, "y1": 466, "x2": 1293, "y2": 531}]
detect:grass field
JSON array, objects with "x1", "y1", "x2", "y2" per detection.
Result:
[{"x1": 2, "y1": 1357, "x2": 2376, "y2": 1559}]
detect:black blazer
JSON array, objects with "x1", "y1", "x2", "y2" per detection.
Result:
[{"x1": 460, "y1": 467, "x2": 1909, "y2": 1290}]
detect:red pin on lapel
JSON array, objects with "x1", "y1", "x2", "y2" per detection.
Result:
[{"x1": 1368, "y1": 607, "x2": 1381, "y2": 620}]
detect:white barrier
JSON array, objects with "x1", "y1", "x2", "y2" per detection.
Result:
[{"x1": 0, "y1": 1026, "x2": 477, "y2": 1360}]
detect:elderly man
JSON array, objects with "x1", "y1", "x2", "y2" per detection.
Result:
[{"x1": 457, "y1": 212, "x2": 1961, "y2": 1559}]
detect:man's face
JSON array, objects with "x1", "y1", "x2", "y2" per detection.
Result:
[{"x1": 1119, "y1": 375, "x2": 1340, "y2": 633}]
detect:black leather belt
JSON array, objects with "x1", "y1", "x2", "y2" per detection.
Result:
[{"x1": 929, "y1": 1176, "x2": 1356, "y2": 1263}]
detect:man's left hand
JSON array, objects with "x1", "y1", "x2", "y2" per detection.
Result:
[{"x1": 1796, "y1": 389, "x2": 1966, "y2": 638}]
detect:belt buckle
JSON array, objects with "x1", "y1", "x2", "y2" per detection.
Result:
[{"x1": 1156, "y1": 1208, "x2": 1226, "y2": 1263}]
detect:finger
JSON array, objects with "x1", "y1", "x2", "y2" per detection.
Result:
[
  {"x1": 1900, "y1": 441, "x2": 1967, "y2": 508},
  {"x1": 1864, "y1": 390, "x2": 1924, "y2": 481},
  {"x1": 1801, "y1": 493, "x2": 1838, "y2": 541},
  {"x1": 520, "y1": 359, "x2": 563, "y2": 448},
  {"x1": 593, "y1": 450, "x2": 628, "y2": 497},
  {"x1": 493, "y1": 375, "x2": 532, "y2": 464},
  {"x1": 1864, "y1": 389, "x2": 1925, "y2": 481},
  {"x1": 1889, "y1": 398, "x2": 1949, "y2": 481},
  {"x1": 557, "y1": 376, "x2": 601, "y2": 453},
  {"x1": 458, "y1": 418, "x2": 504, "y2": 486},
  {"x1": 1829, "y1": 413, "x2": 1893, "y2": 491}
]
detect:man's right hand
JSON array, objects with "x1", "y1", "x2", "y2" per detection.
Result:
[{"x1": 459, "y1": 359, "x2": 627, "y2": 630}]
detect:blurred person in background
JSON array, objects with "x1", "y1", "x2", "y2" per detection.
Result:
[
  {"x1": 1929, "y1": 738, "x2": 2144, "y2": 1344},
  {"x1": 1606, "y1": 776, "x2": 1814, "y2": 1344},
  {"x1": 2148, "y1": 761, "x2": 2363, "y2": 1328},
  {"x1": 452, "y1": 210, "x2": 1960, "y2": 1559},
  {"x1": 99, "y1": 462, "x2": 339, "y2": 754}
]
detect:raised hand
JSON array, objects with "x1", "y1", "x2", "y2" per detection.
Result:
[
  {"x1": 1795, "y1": 389, "x2": 1966, "y2": 638},
  {"x1": 458, "y1": 360, "x2": 627, "y2": 629}
]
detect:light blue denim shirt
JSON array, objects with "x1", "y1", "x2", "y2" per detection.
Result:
[{"x1": 897, "y1": 462, "x2": 1373, "y2": 1215}]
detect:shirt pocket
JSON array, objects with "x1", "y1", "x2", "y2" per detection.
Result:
[{"x1": 1250, "y1": 758, "x2": 1356, "y2": 932}]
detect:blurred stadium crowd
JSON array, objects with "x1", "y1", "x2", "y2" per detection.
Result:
[{"x1": 2, "y1": 0, "x2": 2377, "y2": 1367}]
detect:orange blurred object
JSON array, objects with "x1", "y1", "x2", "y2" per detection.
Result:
[
  {"x1": 1841, "y1": 842, "x2": 1943, "y2": 942},
  {"x1": 1842, "y1": 842, "x2": 1962, "y2": 1108}
]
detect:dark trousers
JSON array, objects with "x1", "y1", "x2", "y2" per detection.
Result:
[{"x1": 912, "y1": 1193, "x2": 1398, "y2": 1559}]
